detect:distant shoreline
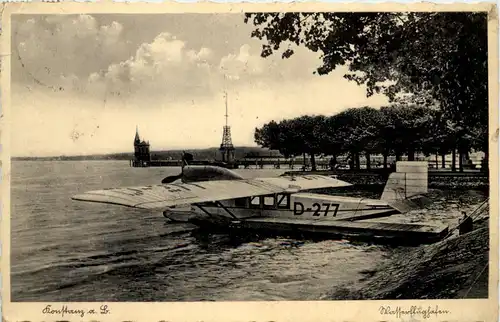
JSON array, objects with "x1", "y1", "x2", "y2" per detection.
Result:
[
  {"x1": 11, "y1": 146, "x2": 279, "y2": 162},
  {"x1": 12, "y1": 157, "x2": 131, "y2": 161}
]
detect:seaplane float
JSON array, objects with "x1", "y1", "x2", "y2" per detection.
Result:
[{"x1": 72, "y1": 161, "x2": 449, "y2": 244}]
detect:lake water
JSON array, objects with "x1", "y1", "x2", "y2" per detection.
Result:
[{"x1": 10, "y1": 161, "x2": 488, "y2": 301}]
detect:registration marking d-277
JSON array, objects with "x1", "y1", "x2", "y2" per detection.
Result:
[{"x1": 293, "y1": 202, "x2": 340, "y2": 217}]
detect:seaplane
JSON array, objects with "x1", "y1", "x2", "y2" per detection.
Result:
[{"x1": 72, "y1": 161, "x2": 449, "y2": 244}]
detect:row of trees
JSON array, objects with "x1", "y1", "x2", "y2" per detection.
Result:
[
  {"x1": 254, "y1": 104, "x2": 487, "y2": 172},
  {"x1": 246, "y1": 12, "x2": 488, "y2": 172}
]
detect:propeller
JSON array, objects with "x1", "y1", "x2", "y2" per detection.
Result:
[
  {"x1": 161, "y1": 151, "x2": 190, "y2": 184},
  {"x1": 161, "y1": 172, "x2": 183, "y2": 184}
]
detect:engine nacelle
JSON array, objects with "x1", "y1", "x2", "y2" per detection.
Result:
[
  {"x1": 182, "y1": 165, "x2": 244, "y2": 182},
  {"x1": 161, "y1": 165, "x2": 243, "y2": 184}
]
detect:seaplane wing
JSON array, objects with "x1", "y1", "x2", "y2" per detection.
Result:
[
  {"x1": 256, "y1": 175, "x2": 352, "y2": 191},
  {"x1": 72, "y1": 175, "x2": 351, "y2": 210}
]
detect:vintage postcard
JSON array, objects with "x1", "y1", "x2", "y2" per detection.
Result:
[{"x1": 1, "y1": 1, "x2": 498, "y2": 321}]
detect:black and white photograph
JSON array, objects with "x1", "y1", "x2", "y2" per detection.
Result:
[{"x1": 2, "y1": 2, "x2": 498, "y2": 321}]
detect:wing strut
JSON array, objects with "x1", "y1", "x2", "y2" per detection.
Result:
[
  {"x1": 216, "y1": 201, "x2": 238, "y2": 220},
  {"x1": 194, "y1": 205, "x2": 214, "y2": 217}
]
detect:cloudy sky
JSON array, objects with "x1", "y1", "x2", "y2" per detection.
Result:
[{"x1": 11, "y1": 14, "x2": 388, "y2": 157}]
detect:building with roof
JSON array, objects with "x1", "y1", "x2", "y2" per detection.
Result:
[{"x1": 133, "y1": 126, "x2": 151, "y2": 167}]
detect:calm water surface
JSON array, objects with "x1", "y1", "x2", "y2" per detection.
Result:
[{"x1": 10, "y1": 161, "x2": 487, "y2": 301}]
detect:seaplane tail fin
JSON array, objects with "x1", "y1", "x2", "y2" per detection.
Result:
[{"x1": 380, "y1": 161, "x2": 428, "y2": 202}]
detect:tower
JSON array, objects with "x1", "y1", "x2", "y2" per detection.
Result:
[
  {"x1": 134, "y1": 125, "x2": 141, "y2": 145},
  {"x1": 133, "y1": 126, "x2": 151, "y2": 167},
  {"x1": 219, "y1": 92, "x2": 235, "y2": 163}
]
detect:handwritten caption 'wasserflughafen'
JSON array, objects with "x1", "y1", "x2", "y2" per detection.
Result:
[
  {"x1": 42, "y1": 304, "x2": 111, "y2": 318},
  {"x1": 379, "y1": 305, "x2": 450, "y2": 319}
]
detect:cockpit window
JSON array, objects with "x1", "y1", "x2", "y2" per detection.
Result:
[
  {"x1": 277, "y1": 194, "x2": 290, "y2": 208},
  {"x1": 263, "y1": 196, "x2": 274, "y2": 206},
  {"x1": 249, "y1": 195, "x2": 277, "y2": 209},
  {"x1": 234, "y1": 197, "x2": 248, "y2": 208}
]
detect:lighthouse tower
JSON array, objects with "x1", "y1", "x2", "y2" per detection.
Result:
[{"x1": 219, "y1": 92, "x2": 235, "y2": 163}]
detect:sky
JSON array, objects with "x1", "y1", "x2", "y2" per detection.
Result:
[{"x1": 11, "y1": 13, "x2": 389, "y2": 157}]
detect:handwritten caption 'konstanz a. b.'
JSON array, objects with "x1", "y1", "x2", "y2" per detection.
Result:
[
  {"x1": 42, "y1": 304, "x2": 111, "y2": 318},
  {"x1": 379, "y1": 305, "x2": 450, "y2": 319}
]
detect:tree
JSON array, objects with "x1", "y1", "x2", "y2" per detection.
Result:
[
  {"x1": 254, "y1": 116, "x2": 326, "y2": 171},
  {"x1": 254, "y1": 121, "x2": 282, "y2": 151},
  {"x1": 245, "y1": 12, "x2": 488, "y2": 155},
  {"x1": 420, "y1": 110, "x2": 456, "y2": 169},
  {"x1": 378, "y1": 105, "x2": 435, "y2": 162},
  {"x1": 321, "y1": 113, "x2": 346, "y2": 166},
  {"x1": 254, "y1": 120, "x2": 302, "y2": 158},
  {"x1": 327, "y1": 107, "x2": 382, "y2": 170},
  {"x1": 297, "y1": 115, "x2": 328, "y2": 171}
]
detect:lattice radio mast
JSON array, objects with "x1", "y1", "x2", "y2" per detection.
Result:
[{"x1": 219, "y1": 92, "x2": 235, "y2": 163}]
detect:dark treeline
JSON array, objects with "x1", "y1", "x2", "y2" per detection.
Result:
[
  {"x1": 247, "y1": 12, "x2": 488, "y2": 173},
  {"x1": 254, "y1": 104, "x2": 487, "y2": 172}
]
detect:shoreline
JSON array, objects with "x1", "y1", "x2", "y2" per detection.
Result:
[
  {"x1": 323, "y1": 216, "x2": 489, "y2": 300},
  {"x1": 334, "y1": 173, "x2": 489, "y2": 190}
]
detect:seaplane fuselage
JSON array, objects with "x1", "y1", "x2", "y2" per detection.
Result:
[{"x1": 163, "y1": 191, "x2": 398, "y2": 223}]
